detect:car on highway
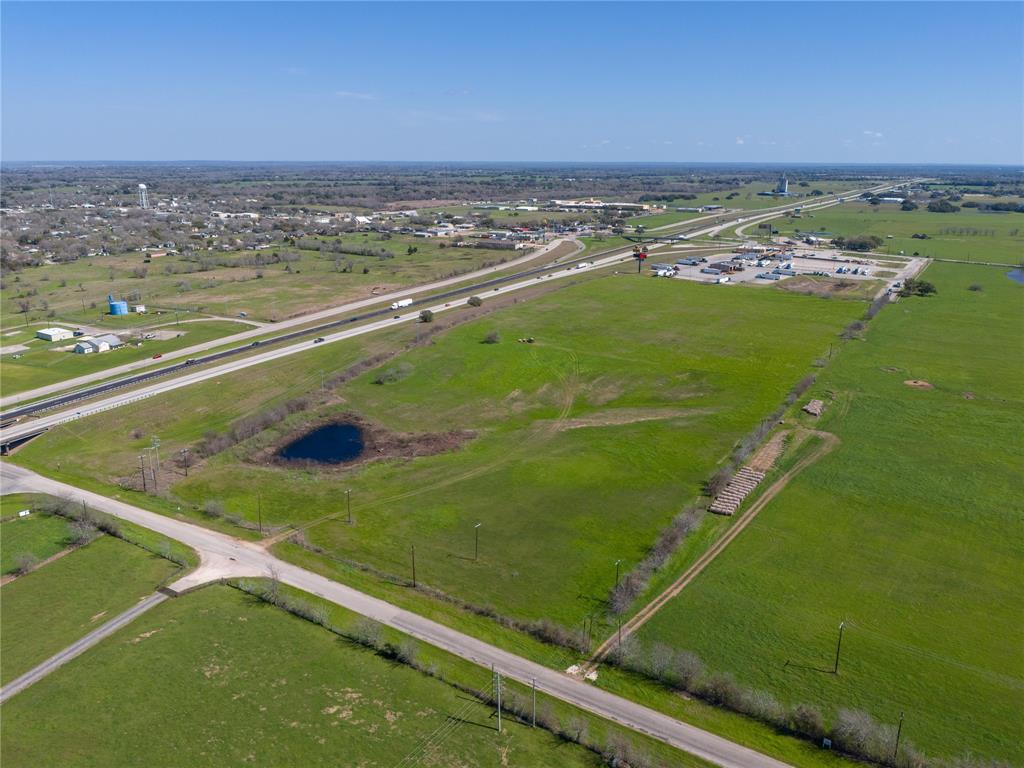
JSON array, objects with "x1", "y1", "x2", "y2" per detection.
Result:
[
  {"x1": 152, "y1": 353, "x2": 163, "y2": 359},
  {"x1": 250, "y1": 341, "x2": 260, "y2": 347},
  {"x1": 185, "y1": 358, "x2": 198, "y2": 365},
  {"x1": 313, "y1": 337, "x2": 325, "y2": 344}
]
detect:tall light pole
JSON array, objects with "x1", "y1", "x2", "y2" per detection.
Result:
[
  {"x1": 474, "y1": 522, "x2": 482, "y2": 561},
  {"x1": 180, "y1": 448, "x2": 190, "y2": 477},
  {"x1": 833, "y1": 621, "x2": 846, "y2": 674},
  {"x1": 346, "y1": 489, "x2": 352, "y2": 524},
  {"x1": 614, "y1": 558, "x2": 623, "y2": 591}
]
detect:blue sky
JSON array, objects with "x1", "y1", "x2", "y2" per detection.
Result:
[{"x1": 2, "y1": 1, "x2": 1021, "y2": 163}]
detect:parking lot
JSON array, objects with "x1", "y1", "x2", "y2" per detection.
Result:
[{"x1": 649, "y1": 247, "x2": 926, "y2": 291}]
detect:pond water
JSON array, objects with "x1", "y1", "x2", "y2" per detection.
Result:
[
  {"x1": 277, "y1": 423, "x2": 365, "y2": 464},
  {"x1": 1007, "y1": 269, "x2": 1024, "y2": 285}
]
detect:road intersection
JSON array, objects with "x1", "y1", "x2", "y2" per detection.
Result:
[{"x1": 0, "y1": 461, "x2": 791, "y2": 768}]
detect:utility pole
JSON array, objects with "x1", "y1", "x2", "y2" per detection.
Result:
[
  {"x1": 410, "y1": 545, "x2": 417, "y2": 588},
  {"x1": 495, "y1": 667, "x2": 502, "y2": 734},
  {"x1": 474, "y1": 522, "x2": 482, "y2": 561},
  {"x1": 833, "y1": 621, "x2": 846, "y2": 674},
  {"x1": 139, "y1": 455, "x2": 148, "y2": 493},
  {"x1": 893, "y1": 711, "x2": 905, "y2": 762},
  {"x1": 346, "y1": 489, "x2": 352, "y2": 524},
  {"x1": 257, "y1": 491, "x2": 263, "y2": 535},
  {"x1": 180, "y1": 448, "x2": 189, "y2": 477},
  {"x1": 531, "y1": 678, "x2": 537, "y2": 727},
  {"x1": 618, "y1": 617, "x2": 623, "y2": 647},
  {"x1": 614, "y1": 558, "x2": 623, "y2": 591}
]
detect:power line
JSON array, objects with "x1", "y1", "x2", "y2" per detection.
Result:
[{"x1": 393, "y1": 697, "x2": 480, "y2": 768}]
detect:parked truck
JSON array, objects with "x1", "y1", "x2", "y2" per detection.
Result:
[{"x1": 390, "y1": 299, "x2": 414, "y2": 310}]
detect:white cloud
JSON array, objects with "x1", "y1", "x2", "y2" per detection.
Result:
[
  {"x1": 335, "y1": 90, "x2": 378, "y2": 101},
  {"x1": 735, "y1": 137, "x2": 745, "y2": 145},
  {"x1": 862, "y1": 130, "x2": 884, "y2": 139},
  {"x1": 470, "y1": 110, "x2": 503, "y2": 123}
]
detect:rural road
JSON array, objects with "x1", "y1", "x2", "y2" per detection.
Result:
[
  {"x1": 0, "y1": 238, "x2": 580, "y2": 410},
  {"x1": 0, "y1": 592, "x2": 169, "y2": 705},
  {"x1": 0, "y1": 461, "x2": 791, "y2": 768}
]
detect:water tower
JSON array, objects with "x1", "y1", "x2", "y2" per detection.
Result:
[{"x1": 138, "y1": 183, "x2": 149, "y2": 209}]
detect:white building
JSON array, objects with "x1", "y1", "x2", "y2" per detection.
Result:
[
  {"x1": 36, "y1": 327, "x2": 74, "y2": 342},
  {"x1": 74, "y1": 338, "x2": 109, "y2": 354},
  {"x1": 133, "y1": 305, "x2": 147, "y2": 313}
]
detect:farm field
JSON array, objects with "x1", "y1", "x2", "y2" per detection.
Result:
[
  {"x1": 625, "y1": 180, "x2": 864, "y2": 230},
  {"x1": 177, "y1": 276, "x2": 870, "y2": 631},
  {"x1": 633, "y1": 263, "x2": 1024, "y2": 763},
  {"x1": 10, "y1": 274, "x2": 869, "y2": 639},
  {"x1": 0, "y1": 533, "x2": 180, "y2": 685},
  {"x1": 0, "y1": 585, "x2": 615, "y2": 768},
  {"x1": 0, "y1": 233, "x2": 529, "y2": 328},
  {"x1": 0, "y1": 493, "x2": 70, "y2": 574},
  {"x1": 0, "y1": 319, "x2": 246, "y2": 395},
  {"x1": 773, "y1": 201, "x2": 1024, "y2": 264}
]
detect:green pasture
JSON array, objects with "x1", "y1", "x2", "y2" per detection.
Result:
[
  {"x1": 163, "y1": 276, "x2": 862, "y2": 633},
  {"x1": 0, "y1": 534, "x2": 179, "y2": 685},
  {"x1": 0, "y1": 494, "x2": 72, "y2": 574},
  {"x1": 635, "y1": 263, "x2": 1024, "y2": 763},
  {"x1": 774, "y1": 202, "x2": 1024, "y2": 265},
  {"x1": 0, "y1": 585, "x2": 612, "y2": 768}
]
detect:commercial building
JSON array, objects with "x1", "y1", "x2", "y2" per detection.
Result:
[
  {"x1": 73, "y1": 333, "x2": 124, "y2": 355},
  {"x1": 36, "y1": 327, "x2": 74, "y2": 342}
]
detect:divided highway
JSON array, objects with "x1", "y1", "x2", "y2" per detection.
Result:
[
  {"x1": 0, "y1": 238, "x2": 578, "y2": 411},
  {"x1": 0, "y1": 182, "x2": 904, "y2": 445}
]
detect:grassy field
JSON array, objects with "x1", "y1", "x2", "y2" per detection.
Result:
[
  {"x1": 0, "y1": 319, "x2": 247, "y2": 395},
  {"x1": 8, "y1": 274, "x2": 867, "y2": 636},
  {"x1": 0, "y1": 493, "x2": 71, "y2": 573},
  {"x1": 0, "y1": 585, "x2": 616, "y2": 768},
  {"x1": 634, "y1": 263, "x2": 1024, "y2": 763},
  {"x1": 0, "y1": 233, "x2": 530, "y2": 328},
  {"x1": 773, "y1": 201, "x2": 1024, "y2": 265},
  {"x1": 0, "y1": 534, "x2": 179, "y2": 685},
  {"x1": 625, "y1": 181, "x2": 865, "y2": 230}
]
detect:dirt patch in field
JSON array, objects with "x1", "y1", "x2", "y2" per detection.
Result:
[
  {"x1": 904, "y1": 379, "x2": 934, "y2": 390},
  {"x1": 776, "y1": 275, "x2": 875, "y2": 298},
  {"x1": 551, "y1": 407, "x2": 708, "y2": 431},
  {"x1": 257, "y1": 413, "x2": 474, "y2": 471},
  {"x1": 962, "y1": 391, "x2": 976, "y2": 400}
]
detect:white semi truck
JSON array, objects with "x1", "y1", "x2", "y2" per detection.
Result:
[{"x1": 390, "y1": 299, "x2": 414, "y2": 310}]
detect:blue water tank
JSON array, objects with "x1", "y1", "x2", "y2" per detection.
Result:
[{"x1": 108, "y1": 295, "x2": 129, "y2": 315}]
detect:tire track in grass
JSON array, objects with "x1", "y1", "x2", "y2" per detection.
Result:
[{"x1": 584, "y1": 429, "x2": 840, "y2": 671}]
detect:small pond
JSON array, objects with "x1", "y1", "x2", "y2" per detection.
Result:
[
  {"x1": 1007, "y1": 269, "x2": 1024, "y2": 285},
  {"x1": 277, "y1": 423, "x2": 365, "y2": 464}
]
